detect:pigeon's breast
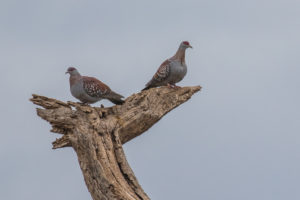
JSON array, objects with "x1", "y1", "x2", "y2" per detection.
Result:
[
  {"x1": 70, "y1": 80, "x2": 85, "y2": 100},
  {"x1": 169, "y1": 60, "x2": 187, "y2": 83}
]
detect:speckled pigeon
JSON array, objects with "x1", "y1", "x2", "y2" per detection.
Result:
[
  {"x1": 66, "y1": 67, "x2": 124, "y2": 105},
  {"x1": 142, "y1": 41, "x2": 192, "y2": 91}
]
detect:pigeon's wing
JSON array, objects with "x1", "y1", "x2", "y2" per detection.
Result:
[
  {"x1": 82, "y1": 76, "x2": 111, "y2": 97},
  {"x1": 143, "y1": 59, "x2": 171, "y2": 90}
]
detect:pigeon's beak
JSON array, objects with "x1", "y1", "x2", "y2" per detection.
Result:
[
  {"x1": 189, "y1": 45, "x2": 193, "y2": 49},
  {"x1": 65, "y1": 71, "x2": 69, "y2": 74}
]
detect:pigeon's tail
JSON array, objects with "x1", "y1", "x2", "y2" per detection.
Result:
[
  {"x1": 107, "y1": 91, "x2": 125, "y2": 105},
  {"x1": 142, "y1": 80, "x2": 155, "y2": 91},
  {"x1": 142, "y1": 83, "x2": 158, "y2": 91},
  {"x1": 142, "y1": 86, "x2": 150, "y2": 91}
]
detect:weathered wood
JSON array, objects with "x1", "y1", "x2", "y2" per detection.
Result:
[{"x1": 30, "y1": 86, "x2": 201, "y2": 200}]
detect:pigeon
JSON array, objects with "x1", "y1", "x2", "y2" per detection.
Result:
[
  {"x1": 142, "y1": 41, "x2": 192, "y2": 91},
  {"x1": 65, "y1": 67, "x2": 124, "y2": 105}
]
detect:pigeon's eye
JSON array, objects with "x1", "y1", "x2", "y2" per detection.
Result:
[
  {"x1": 68, "y1": 67, "x2": 75, "y2": 71},
  {"x1": 183, "y1": 41, "x2": 190, "y2": 46}
]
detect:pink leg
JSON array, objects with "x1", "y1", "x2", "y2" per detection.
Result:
[
  {"x1": 167, "y1": 83, "x2": 181, "y2": 89},
  {"x1": 167, "y1": 83, "x2": 174, "y2": 88}
]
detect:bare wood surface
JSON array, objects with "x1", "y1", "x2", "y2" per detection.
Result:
[{"x1": 30, "y1": 86, "x2": 201, "y2": 200}]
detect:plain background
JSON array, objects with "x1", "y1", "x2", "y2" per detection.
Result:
[{"x1": 1, "y1": 0, "x2": 300, "y2": 199}]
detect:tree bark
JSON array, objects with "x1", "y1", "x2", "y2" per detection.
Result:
[{"x1": 30, "y1": 86, "x2": 201, "y2": 200}]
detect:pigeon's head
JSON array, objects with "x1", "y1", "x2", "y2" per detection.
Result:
[
  {"x1": 65, "y1": 67, "x2": 80, "y2": 76},
  {"x1": 180, "y1": 41, "x2": 193, "y2": 49}
]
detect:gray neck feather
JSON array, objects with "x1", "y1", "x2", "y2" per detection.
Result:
[
  {"x1": 70, "y1": 73, "x2": 82, "y2": 86},
  {"x1": 172, "y1": 47, "x2": 186, "y2": 64}
]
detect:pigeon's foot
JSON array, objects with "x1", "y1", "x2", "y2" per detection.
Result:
[
  {"x1": 167, "y1": 83, "x2": 181, "y2": 89},
  {"x1": 79, "y1": 102, "x2": 89, "y2": 106}
]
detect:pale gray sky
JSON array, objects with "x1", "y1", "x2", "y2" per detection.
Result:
[{"x1": 1, "y1": 0, "x2": 300, "y2": 199}]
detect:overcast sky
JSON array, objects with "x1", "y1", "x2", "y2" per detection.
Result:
[{"x1": 1, "y1": 0, "x2": 300, "y2": 199}]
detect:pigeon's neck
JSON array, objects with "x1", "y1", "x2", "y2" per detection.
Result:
[
  {"x1": 172, "y1": 47, "x2": 186, "y2": 64},
  {"x1": 70, "y1": 74, "x2": 81, "y2": 86}
]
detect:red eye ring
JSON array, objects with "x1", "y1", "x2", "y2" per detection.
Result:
[
  {"x1": 68, "y1": 67, "x2": 76, "y2": 71},
  {"x1": 183, "y1": 41, "x2": 190, "y2": 46}
]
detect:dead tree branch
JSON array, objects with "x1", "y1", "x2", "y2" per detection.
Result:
[{"x1": 30, "y1": 86, "x2": 201, "y2": 200}]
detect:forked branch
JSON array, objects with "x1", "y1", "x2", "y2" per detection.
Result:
[{"x1": 30, "y1": 86, "x2": 201, "y2": 200}]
